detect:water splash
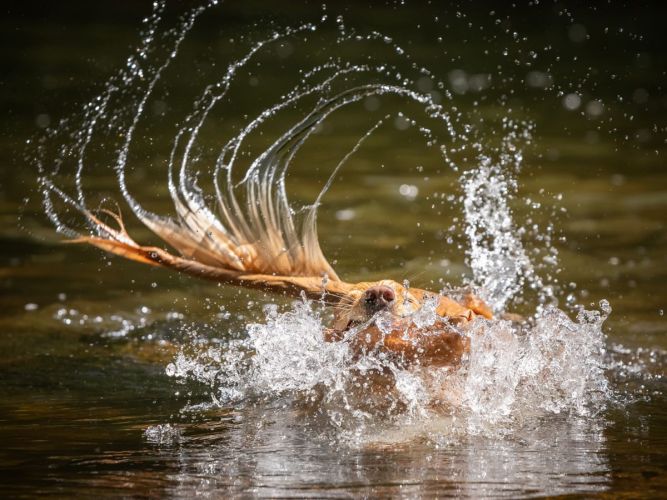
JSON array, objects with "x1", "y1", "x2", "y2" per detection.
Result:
[
  {"x1": 165, "y1": 295, "x2": 613, "y2": 442},
  {"x1": 32, "y1": 1, "x2": 624, "y2": 442},
  {"x1": 144, "y1": 423, "x2": 182, "y2": 445}
]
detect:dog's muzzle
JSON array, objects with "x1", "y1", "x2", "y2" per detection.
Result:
[{"x1": 363, "y1": 285, "x2": 396, "y2": 314}]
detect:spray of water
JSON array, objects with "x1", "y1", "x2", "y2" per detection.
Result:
[
  {"x1": 32, "y1": 1, "x2": 617, "y2": 442},
  {"x1": 165, "y1": 296, "x2": 611, "y2": 441}
]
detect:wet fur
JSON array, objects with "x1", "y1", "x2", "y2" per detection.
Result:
[{"x1": 73, "y1": 210, "x2": 492, "y2": 369}]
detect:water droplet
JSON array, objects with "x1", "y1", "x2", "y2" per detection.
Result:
[{"x1": 562, "y1": 93, "x2": 582, "y2": 110}]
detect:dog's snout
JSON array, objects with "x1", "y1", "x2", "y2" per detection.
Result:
[{"x1": 363, "y1": 285, "x2": 396, "y2": 312}]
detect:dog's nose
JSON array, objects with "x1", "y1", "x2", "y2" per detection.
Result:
[{"x1": 363, "y1": 285, "x2": 396, "y2": 312}]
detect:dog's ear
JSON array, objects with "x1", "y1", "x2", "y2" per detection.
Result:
[
  {"x1": 69, "y1": 209, "x2": 355, "y2": 299},
  {"x1": 70, "y1": 232, "x2": 353, "y2": 299}
]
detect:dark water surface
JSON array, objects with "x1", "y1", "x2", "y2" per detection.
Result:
[{"x1": 1, "y1": 1, "x2": 666, "y2": 497}]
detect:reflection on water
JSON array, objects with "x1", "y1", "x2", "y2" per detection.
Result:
[
  {"x1": 157, "y1": 404, "x2": 610, "y2": 498},
  {"x1": 1, "y1": 0, "x2": 666, "y2": 497}
]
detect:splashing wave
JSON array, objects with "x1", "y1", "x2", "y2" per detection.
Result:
[{"x1": 166, "y1": 297, "x2": 612, "y2": 441}]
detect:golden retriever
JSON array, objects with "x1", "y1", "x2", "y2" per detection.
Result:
[{"x1": 73, "y1": 209, "x2": 493, "y2": 369}]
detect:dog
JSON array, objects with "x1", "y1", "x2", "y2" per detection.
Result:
[
  {"x1": 48, "y1": 84, "x2": 495, "y2": 370},
  {"x1": 72, "y1": 206, "x2": 493, "y2": 369}
]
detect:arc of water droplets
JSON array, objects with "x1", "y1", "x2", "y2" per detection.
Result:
[
  {"x1": 40, "y1": 1, "x2": 460, "y2": 235},
  {"x1": 37, "y1": 0, "x2": 550, "y2": 309},
  {"x1": 136, "y1": 16, "x2": 462, "y2": 274},
  {"x1": 39, "y1": 0, "x2": 211, "y2": 236}
]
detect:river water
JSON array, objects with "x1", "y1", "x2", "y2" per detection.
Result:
[{"x1": 1, "y1": 1, "x2": 665, "y2": 497}]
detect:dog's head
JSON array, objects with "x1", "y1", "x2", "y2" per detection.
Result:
[{"x1": 331, "y1": 280, "x2": 426, "y2": 331}]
